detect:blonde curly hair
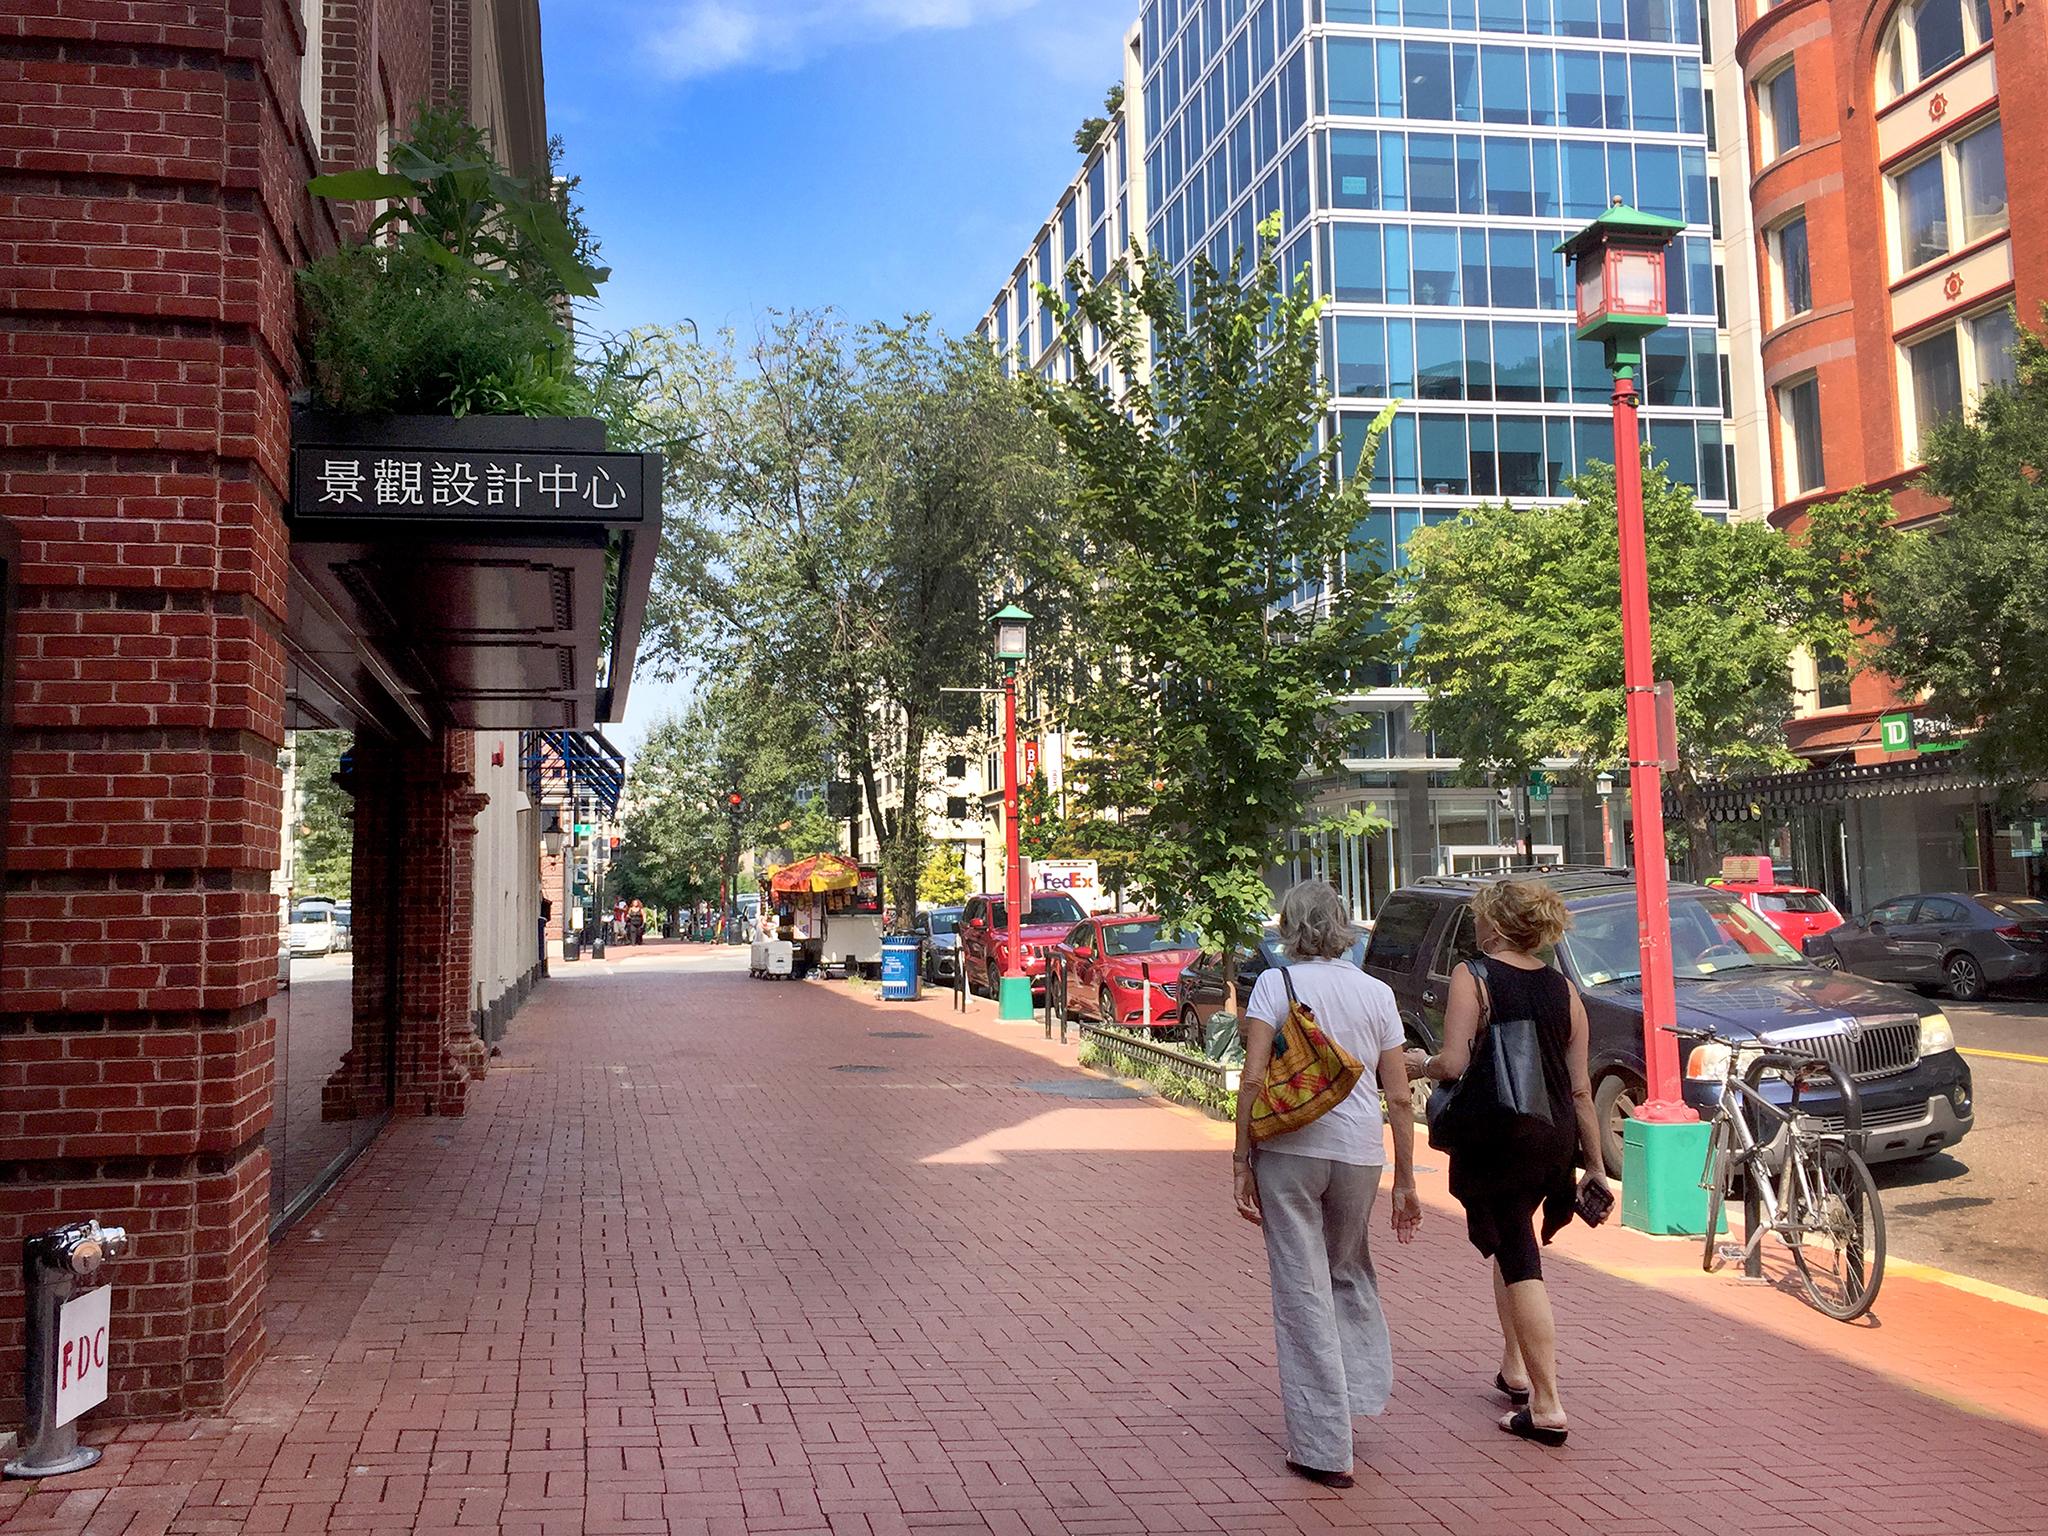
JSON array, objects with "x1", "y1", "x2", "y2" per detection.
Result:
[{"x1": 1473, "y1": 877, "x2": 1571, "y2": 954}]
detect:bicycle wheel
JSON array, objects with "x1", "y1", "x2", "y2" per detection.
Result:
[
  {"x1": 1701, "y1": 1118, "x2": 1730, "y2": 1273},
  {"x1": 1790, "y1": 1140, "x2": 1885, "y2": 1321}
]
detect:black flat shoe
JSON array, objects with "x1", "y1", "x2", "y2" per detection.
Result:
[
  {"x1": 1286, "y1": 1460, "x2": 1356, "y2": 1489},
  {"x1": 1500, "y1": 1408, "x2": 1568, "y2": 1448},
  {"x1": 1494, "y1": 1372, "x2": 1531, "y2": 1406}
]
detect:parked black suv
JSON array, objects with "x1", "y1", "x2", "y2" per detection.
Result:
[{"x1": 1363, "y1": 870, "x2": 1975, "y2": 1174}]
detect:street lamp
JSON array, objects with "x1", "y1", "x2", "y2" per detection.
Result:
[
  {"x1": 1595, "y1": 770, "x2": 1616, "y2": 867},
  {"x1": 1558, "y1": 202, "x2": 1697, "y2": 1215},
  {"x1": 989, "y1": 604, "x2": 1035, "y2": 1020}
]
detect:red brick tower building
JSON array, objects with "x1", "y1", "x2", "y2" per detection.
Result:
[
  {"x1": 1737, "y1": 0, "x2": 2043, "y2": 756},
  {"x1": 0, "y1": 2, "x2": 562, "y2": 1426},
  {"x1": 1712, "y1": 0, "x2": 2048, "y2": 903}
]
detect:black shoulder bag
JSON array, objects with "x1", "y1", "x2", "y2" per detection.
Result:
[{"x1": 1425, "y1": 957, "x2": 1558, "y2": 1153}]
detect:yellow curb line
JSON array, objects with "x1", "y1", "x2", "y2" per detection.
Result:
[
  {"x1": 1960, "y1": 1047, "x2": 2048, "y2": 1065},
  {"x1": 1885, "y1": 1258, "x2": 2048, "y2": 1317}
]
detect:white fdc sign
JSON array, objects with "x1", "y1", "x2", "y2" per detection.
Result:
[
  {"x1": 54, "y1": 1284, "x2": 111, "y2": 1428},
  {"x1": 1032, "y1": 859, "x2": 1101, "y2": 909}
]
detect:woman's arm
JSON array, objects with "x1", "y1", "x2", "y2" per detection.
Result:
[
  {"x1": 1407, "y1": 963, "x2": 1481, "y2": 1082},
  {"x1": 1233, "y1": 1012, "x2": 1278, "y2": 1224},
  {"x1": 1377, "y1": 1044, "x2": 1422, "y2": 1242},
  {"x1": 1567, "y1": 985, "x2": 1607, "y2": 1183}
]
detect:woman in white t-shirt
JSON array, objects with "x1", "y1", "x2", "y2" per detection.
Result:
[{"x1": 1232, "y1": 881, "x2": 1421, "y2": 1489}]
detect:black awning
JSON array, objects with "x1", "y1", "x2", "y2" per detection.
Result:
[
  {"x1": 285, "y1": 413, "x2": 660, "y2": 738},
  {"x1": 1672, "y1": 753, "x2": 1987, "y2": 824},
  {"x1": 524, "y1": 728, "x2": 625, "y2": 816}
]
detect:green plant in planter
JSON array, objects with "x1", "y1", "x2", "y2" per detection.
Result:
[{"x1": 297, "y1": 109, "x2": 609, "y2": 417}]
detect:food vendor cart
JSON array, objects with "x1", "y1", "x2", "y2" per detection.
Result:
[{"x1": 760, "y1": 854, "x2": 885, "y2": 979}]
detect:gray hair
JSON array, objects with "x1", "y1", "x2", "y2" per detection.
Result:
[{"x1": 1276, "y1": 880, "x2": 1358, "y2": 960}]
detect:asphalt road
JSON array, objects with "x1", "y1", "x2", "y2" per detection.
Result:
[{"x1": 1870, "y1": 990, "x2": 2048, "y2": 1298}]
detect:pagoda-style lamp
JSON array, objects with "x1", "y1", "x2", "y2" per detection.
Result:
[{"x1": 1558, "y1": 203, "x2": 1699, "y2": 1228}]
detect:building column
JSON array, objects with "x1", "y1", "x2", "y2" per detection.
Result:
[{"x1": 325, "y1": 730, "x2": 488, "y2": 1122}]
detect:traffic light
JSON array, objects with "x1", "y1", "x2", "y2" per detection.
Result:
[
  {"x1": 724, "y1": 789, "x2": 745, "y2": 818},
  {"x1": 1496, "y1": 785, "x2": 1514, "y2": 810}
]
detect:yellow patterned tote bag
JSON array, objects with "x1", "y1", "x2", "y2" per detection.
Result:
[{"x1": 1250, "y1": 967, "x2": 1366, "y2": 1141}]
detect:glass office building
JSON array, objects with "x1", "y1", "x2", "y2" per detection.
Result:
[{"x1": 982, "y1": 0, "x2": 1736, "y2": 917}]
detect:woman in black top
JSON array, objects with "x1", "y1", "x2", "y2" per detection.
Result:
[{"x1": 1407, "y1": 878, "x2": 1608, "y2": 1447}]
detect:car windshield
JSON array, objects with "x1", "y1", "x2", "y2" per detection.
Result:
[
  {"x1": 1261, "y1": 929, "x2": 1368, "y2": 967},
  {"x1": 1758, "y1": 891, "x2": 1836, "y2": 914},
  {"x1": 1560, "y1": 893, "x2": 1806, "y2": 987},
  {"x1": 1981, "y1": 896, "x2": 2048, "y2": 922},
  {"x1": 988, "y1": 894, "x2": 1086, "y2": 927},
  {"x1": 290, "y1": 905, "x2": 331, "y2": 924},
  {"x1": 1102, "y1": 920, "x2": 1197, "y2": 955},
  {"x1": 927, "y1": 911, "x2": 960, "y2": 935}
]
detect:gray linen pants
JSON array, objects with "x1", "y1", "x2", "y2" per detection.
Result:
[{"x1": 1255, "y1": 1151, "x2": 1393, "y2": 1473}]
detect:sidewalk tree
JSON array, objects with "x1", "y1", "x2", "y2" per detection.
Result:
[
  {"x1": 289, "y1": 731, "x2": 353, "y2": 901},
  {"x1": 641, "y1": 310, "x2": 1060, "y2": 926},
  {"x1": 918, "y1": 847, "x2": 972, "y2": 907},
  {"x1": 1399, "y1": 463, "x2": 1891, "y2": 874},
  {"x1": 1860, "y1": 308, "x2": 2048, "y2": 783},
  {"x1": 1029, "y1": 213, "x2": 1395, "y2": 1006}
]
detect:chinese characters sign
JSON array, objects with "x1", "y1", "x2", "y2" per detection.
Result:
[{"x1": 293, "y1": 449, "x2": 650, "y2": 522}]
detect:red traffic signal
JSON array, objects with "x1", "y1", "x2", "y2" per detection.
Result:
[{"x1": 724, "y1": 789, "x2": 745, "y2": 815}]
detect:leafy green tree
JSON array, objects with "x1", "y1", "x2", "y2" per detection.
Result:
[
  {"x1": 1400, "y1": 464, "x2": 1890, "y2": 873},
  {"x1": 1016, "y1": 770, "x2": 1072, "y2": 862},
  {"x1": 290, "y1": 731, "x2": 353, "y2": 901},
  {"x1": 1860, "y1": 309, "x2": 2048, "y2": 782},
  {"x1": 638, "y1": 311, "x2": 1060, "y2": 925},
  {"x1": 1029, "y1": 215, "x2": 1396, "y2": 1004},
  {"x1": 918, "y1": 847, "x2": 972, "y2": 907}
]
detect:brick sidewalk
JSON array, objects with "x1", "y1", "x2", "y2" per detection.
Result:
[{"x1": 7, "y1": 944, "x2": 2047, "y2": 1536}]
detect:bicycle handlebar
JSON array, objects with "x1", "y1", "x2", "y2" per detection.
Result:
[{"x1": 1661, "y1": 1025, "x2": 1864, "y2": 1139}]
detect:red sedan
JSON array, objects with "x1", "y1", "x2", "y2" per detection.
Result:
[{"x1": 1048, "y1": 914, "x2": 1200, "y2": 1032}]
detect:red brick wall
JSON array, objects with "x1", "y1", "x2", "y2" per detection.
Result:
[
  {"x1": 1740, "y1": 0, "x2": 2048, "y2": 762},
  {"x1": 0, "y1": 0, "x2": 443, "y2": 1428}
]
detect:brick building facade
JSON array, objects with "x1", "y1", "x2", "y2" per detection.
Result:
[
  {"x1": 0, "y1": 1, "x2": 558, "y2": 1428},
  {"x1": 1716, "y1": 0, "x2": 2047, "y2": 905}
]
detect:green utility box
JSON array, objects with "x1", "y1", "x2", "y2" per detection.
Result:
[{"x1": 1621, "y1": 1117, "x2": 1723, "y2": 1236}]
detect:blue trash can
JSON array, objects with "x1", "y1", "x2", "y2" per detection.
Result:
[{"x1": 881, "y1": 937, "x2": 922, "y2": 1001}]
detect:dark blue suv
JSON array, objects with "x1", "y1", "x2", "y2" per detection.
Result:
[{"x1": 1363, "y1": 871, "x2": 1974, "y2": 1175}]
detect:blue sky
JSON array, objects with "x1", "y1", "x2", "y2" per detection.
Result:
[{"x1": 540, "y1": 0, "x2": 1132, "y2": 752}]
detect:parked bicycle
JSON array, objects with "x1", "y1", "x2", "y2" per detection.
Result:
[{"x1": 1683, "y1": 1025, "x2": 1886, "y2": 1321}]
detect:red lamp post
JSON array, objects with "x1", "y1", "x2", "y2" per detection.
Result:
[
  {"x1": 1557, "y1": 204, "x2": 1693, "y2": 1143},
  {"x1": 992, "y1": 605, "x2": 1034, "y2": 1020}
]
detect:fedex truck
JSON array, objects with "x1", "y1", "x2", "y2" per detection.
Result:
[{"x1": 1031, "y1": 859, "x2": 1104, "y2": 912}]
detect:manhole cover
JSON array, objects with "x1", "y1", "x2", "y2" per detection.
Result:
[
  {"x1": 1020, "y1": 1078, "x2": 1143, "y2": 1100},
  {"x1": 868, "y1": 1030, "x2": 929, "y2": 1039},
  {"x1": 832, "y1": 1064, "x2": 890, "y2": 1074}
]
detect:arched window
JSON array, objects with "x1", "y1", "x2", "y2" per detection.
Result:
[{"x1": 1879, "y1": 0, "x2": 1993, "y2": 103}]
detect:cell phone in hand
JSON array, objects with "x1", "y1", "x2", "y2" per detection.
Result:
[{"x1": 1575, "y1": 1174, "x2": 1613, "y2": 1227}]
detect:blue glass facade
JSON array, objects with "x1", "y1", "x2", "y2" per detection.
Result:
[
  {"x1": 1136, "y1": 0, "x2": 1729, "y2": 564},
  {"x1": 978, "y1": 0, "x2": 1732, "y2": 915}
]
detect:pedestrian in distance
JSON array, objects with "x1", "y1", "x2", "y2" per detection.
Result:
[
  {"x1": 1406, "y1": 877, "x2": 1610, "y2": 1449},
  {"x1": 626, "y1": 898, "x2": 646, "y2": 946},
  {"x1": 1233, "y1": 880, "x2": 1423, "y2": 1491}
]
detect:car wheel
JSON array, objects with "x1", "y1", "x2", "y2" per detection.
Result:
[
  {"x1": 1178, "y1": 1007, "x2": 1202, "y2": 1051},
  {"x1": 1944, "y1": 951, "x2": 1988, "y2": 1003},
  {"x1": 1593, "y1": 1071, "x2": 1641, "y2": 1181},
  {"x1": 1099, "y1": 987, "x2": 1116, "y2": 1027},
  {"x1": 987, "y1": 961, "x2": 1002, "y2": 1001},
  {"x1": 1811, "y1": 947, "x2": 1843, "y2": 971}
]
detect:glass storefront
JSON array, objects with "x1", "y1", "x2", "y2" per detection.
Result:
[{"x1": 266, "y1": 731, "x2": 392, "y2": 1233}]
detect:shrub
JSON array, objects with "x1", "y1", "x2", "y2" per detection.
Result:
[{"x1": 297, "y1": 107, "x2": 607, "y2": 418}]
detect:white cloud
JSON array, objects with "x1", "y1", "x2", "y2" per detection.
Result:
[{"x1": 642, "y1": 0, "x2": 1043, "y2": 78}]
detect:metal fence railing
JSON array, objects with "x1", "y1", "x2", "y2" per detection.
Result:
[{"x1": 1077, "y1": 1023, "x2": 1234, "y2": 1095}]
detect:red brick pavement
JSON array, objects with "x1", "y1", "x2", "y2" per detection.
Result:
[{"x1": 6, "y1": 942, "x2": 2048, "y2": 1536}]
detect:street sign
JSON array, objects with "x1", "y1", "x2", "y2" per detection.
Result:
[
  {"x1": 1879, "y1": 713, "x2": 1914, "y2": 753},
  {"x1": 53, "y1": 1285, "x2": 110, "y2": 1429},
  {"x1": 1528, "y1": 770, "x2": 1551, "y2": 803}
]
